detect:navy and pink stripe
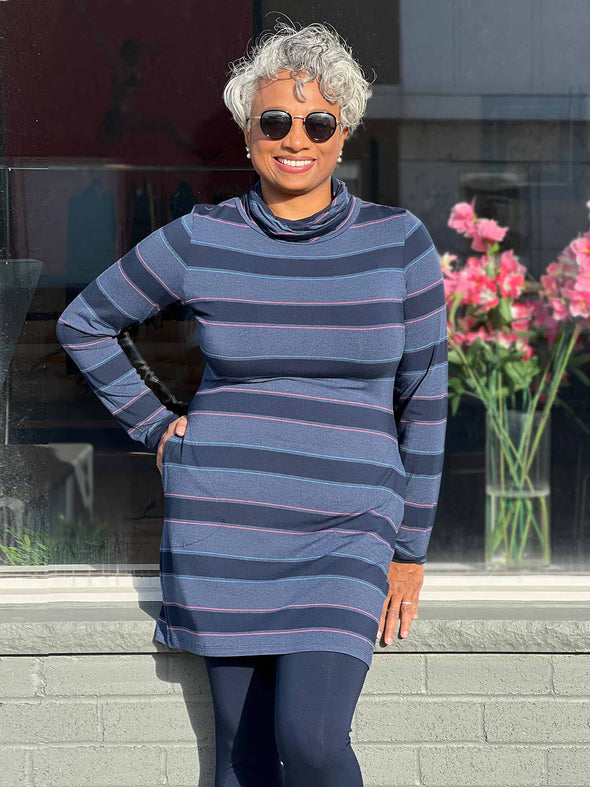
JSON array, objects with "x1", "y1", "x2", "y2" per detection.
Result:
[{"x1": 56, "y1": 188, "x2": 448, "y2": 669}]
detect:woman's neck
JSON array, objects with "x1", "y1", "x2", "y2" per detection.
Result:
[{"x1": 259, "y1": 177, "x2": 334, "y2": 220}]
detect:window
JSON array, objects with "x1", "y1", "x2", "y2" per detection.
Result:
[{"x1": 1, "y1": 0, "x2": 589, "y2": 585}]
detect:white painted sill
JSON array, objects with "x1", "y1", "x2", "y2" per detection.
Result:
[{"x1": 2, "y1": 564, "x2": 590, "y2": 603}]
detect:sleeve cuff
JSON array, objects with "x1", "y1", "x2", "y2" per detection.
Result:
[
  {"x1": 391, "y1": 551, "x2": 426, "y2": 565},
  {"x1": 143, "y1": 411, "x2": 180, "y2": 454}
]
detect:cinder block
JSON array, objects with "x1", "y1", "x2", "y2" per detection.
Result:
[
  {"x1": 420, "y1": 744, "x2": 544, "y2": 785},
  {"x1": 43, "y1": 655, "x2": 173, "y2": 696},
  {"x1": 547, "y1": 745, "x2": 590, "y2": 784},
  {"x1": 0, "y1": 700, "x2": 100, "y2": 744},
  {"x1": 552, "y1": 655, "x2": 590, "y2": 696},
  {"x1": 355, "y1": 697, "x2": 482, "y2": 742},
  {"x1": 33, "y1": 745, "x2": 162, "y2": 786},
  {"x1": 166, "y1": 653, "x2": 212, "y2": 699},
  {"x1": 101, "y1": 698, "x2": 214, "y2": 744},
  {"x1": 355, "y1": 743, "x2": 418, "y2": 785},
  {"x1": 426, "y1": 654, "x2": 551, "y2": 695},
  {"x1": 164, "y1": 745, "x2": 217, "y2": 785},
  {"x1": 0, "y1": 747, "x2": 28, "y2": 786},
  {"x1": 0, "y1": 656, "x2": 39, "y2": 697},
  {"x1": 3, "y1": 650, "x2": 590, "y2": 786},
  {"x1": 362, "y1": 654, "x2": 425, "y2": 695},
  {"x1": 485, "y1": 699, "x2": 590, "y2": 743}
]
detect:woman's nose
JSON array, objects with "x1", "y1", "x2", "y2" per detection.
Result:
[{"x1": 283, "y1": 116, "x2": 308, "y2": 148}]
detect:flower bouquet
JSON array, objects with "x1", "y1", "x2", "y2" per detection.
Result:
[{"x1": 443, "y1": 199, "x2": 590, "y2": 568}]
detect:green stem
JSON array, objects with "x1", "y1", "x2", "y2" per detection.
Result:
[{"x1": 450, "y1": 320, "x2": 580, "y2": 566}]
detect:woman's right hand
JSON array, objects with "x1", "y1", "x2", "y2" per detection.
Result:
[
  {"x1": 377, "y1": 561, "x2": 423, "y2": 643},
  {"x1": 156, "y1": 415, "x2": 188, "y2": 476}
]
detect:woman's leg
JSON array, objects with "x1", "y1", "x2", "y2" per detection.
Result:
[
  {"x1": 274, "y1": 650, "x2": 369, "y2": 786},
  {"x1": 204, "y1": 654, "x2": 285, "y2": 787}
]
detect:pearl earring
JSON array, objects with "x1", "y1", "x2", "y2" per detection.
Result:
[
  {"x1": 246, "y1": 146, "x2": 251, "y2": 159},
  {"x1": 337, "y1": 151, "x2": 343, "y2": 163}
]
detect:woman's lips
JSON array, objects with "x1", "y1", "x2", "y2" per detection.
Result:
[{"x1": 273, "y1": 157, "x2": 316, "y2": 174}]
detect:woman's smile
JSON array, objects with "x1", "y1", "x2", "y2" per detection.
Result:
[{"x1": 273, "y1": 156, "x2": 317, "y2": 173}]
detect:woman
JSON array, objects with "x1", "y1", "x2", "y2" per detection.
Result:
[{"x1": 56, "y1": 21, "x2": 448, "y2": 787}]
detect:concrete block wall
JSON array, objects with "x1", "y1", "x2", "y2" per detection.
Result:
[{"x1": 2, "y1": 651, "x2": 590, "y2": 787}]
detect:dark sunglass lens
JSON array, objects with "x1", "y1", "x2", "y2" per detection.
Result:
[
  {"x1": 305, "y1": 112, "x2": 337, "y2": 141},
  {"x1": 259, "y1": 111, "x2": 291, "y2": 140}
]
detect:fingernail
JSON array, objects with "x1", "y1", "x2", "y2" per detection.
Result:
[
  {"x1": 402, "y1": 631, "x2": 408, "y2": 637},
  {"x1": 385, "y1": 637, "x2": 391, "y2": 644}
]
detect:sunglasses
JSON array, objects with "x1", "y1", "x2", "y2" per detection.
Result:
[{"x1": 246, "y1": 109, "x2": 345, "y2": 143}]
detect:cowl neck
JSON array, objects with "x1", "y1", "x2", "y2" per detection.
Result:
[{"x1": 239, "y1": 174, "x2": 356, "y2": 242}]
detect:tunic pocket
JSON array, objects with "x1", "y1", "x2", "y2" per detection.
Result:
[
  {"x1": 162, "y1": 434, "x2": 173, "y2": 463},
  {"x1": 161, "y1": 433, "x2": 183, "y2": 492}
]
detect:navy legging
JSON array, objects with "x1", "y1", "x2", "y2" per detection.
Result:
[{"x1": 204, "y1": 650, "x2": 369, "y2": 786}]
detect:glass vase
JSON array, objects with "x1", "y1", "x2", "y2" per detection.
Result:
[{"x1": 485, "y1": 408, "x2": 551, "y2": 569}]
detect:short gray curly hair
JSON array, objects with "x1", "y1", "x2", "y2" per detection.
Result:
[{"x1": 222, "y1": 21, "x2": 374, "y2": 139}]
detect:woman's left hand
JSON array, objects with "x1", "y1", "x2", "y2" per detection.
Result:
[
  {"x1": 156, "y1": 415, "x2": 187, "y2": 476},
  {"x1": 377, "y1": 561, "x2": 424, "y2": 643}
]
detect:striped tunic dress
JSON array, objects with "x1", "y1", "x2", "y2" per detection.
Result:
[{"x1": 56, "y1": 176, "x2": 448, "y2": 669}]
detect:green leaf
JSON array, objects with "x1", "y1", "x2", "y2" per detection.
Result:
[
  {"x1": 449, "y1": 393, "x2": 461, "y2": 416},
  {"x1": 498, "y1": 298, "x2": 513, "y2": 324},
  {"x1": 571, "y1": 366, "x2": 590, "y2": 387},
  {"x1": 448, "y1": 377, "x2": 464, "y2": 392}
]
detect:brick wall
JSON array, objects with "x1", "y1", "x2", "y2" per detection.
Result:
[{"x1": 2, "y1": 651, "x2": 590, "y2": 786}]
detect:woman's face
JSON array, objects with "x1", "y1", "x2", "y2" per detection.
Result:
[{"x1": 243, "y1": 70, "x2": 349, "y2": 202}]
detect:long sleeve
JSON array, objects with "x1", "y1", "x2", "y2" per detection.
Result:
[
  {"x1": 391, "y1": 209, "x2": 448, "y2": 564},
  {"x1": 55, "y1": 214, "x2": 190, "y2": 453}
]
